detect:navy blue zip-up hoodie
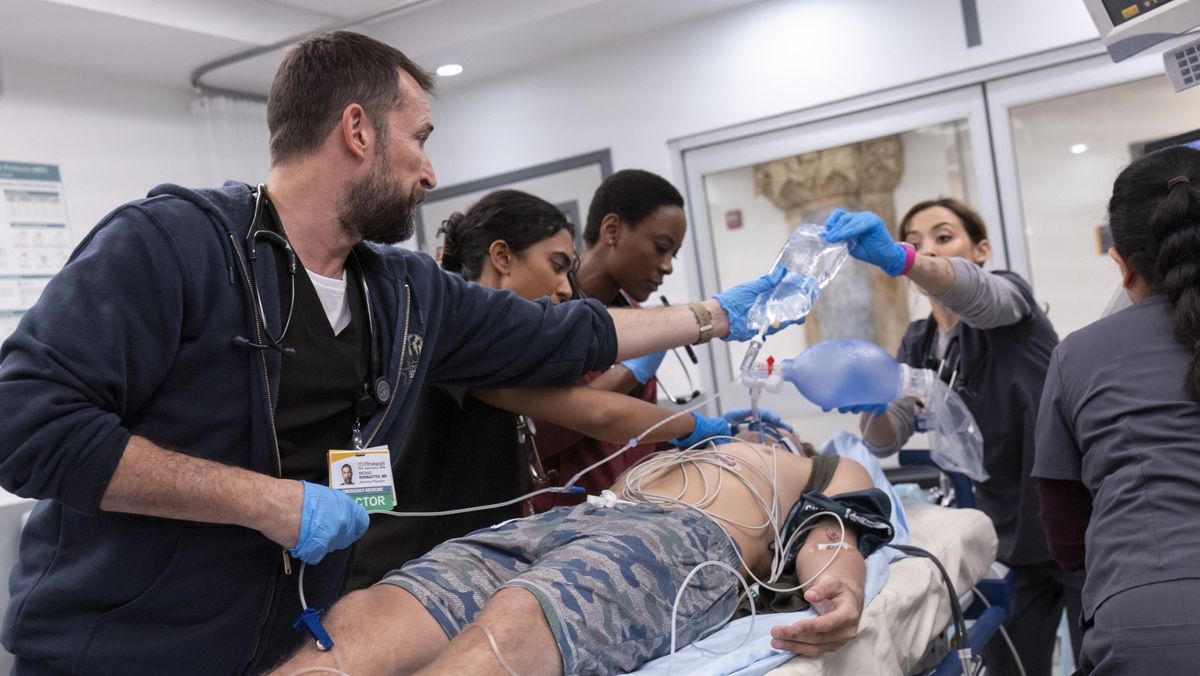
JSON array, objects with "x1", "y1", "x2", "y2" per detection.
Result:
[{"x1": 0, "y1": 182, "x2": 617, "y2": 674}]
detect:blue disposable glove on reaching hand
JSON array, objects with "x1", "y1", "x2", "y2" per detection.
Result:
[
  {"x1": 620, "y1": 351, "x2": 667, "y2": 385},
  {"x1": 671, "y1": 412, "x2": 732, "y2": 449},
  {"x1": 714, "y1": 267, "x2": 802, "y2": 341},
  {"x1": 289, "y1": 481, "x2": 370, "y2": 565},
  {"x1": 722, "y1": 407, "x2": 795, "y2": 432},
  {"x1": 823, "y1": 209, "x2": 909, "y2": 277}
]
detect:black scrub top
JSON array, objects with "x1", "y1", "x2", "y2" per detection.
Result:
[
  {"x1": 1034, "y1": 295, "x2": 1200, "y2": 622},
  {"x1": 898, "y1": 270, "x2": 1058, "y2": 566},
  {"x1": 348, "y1": 386, "x2": 528, "y2": 589},
  {"x1": 265, "y1": 200, "x2": 371, "y2": 482}
]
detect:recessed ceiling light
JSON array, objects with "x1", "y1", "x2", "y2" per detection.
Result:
[
  {"x1": 436, "y1": 64, "x2": 463, "y2": 77},
  {"x1": 1070, "y1": 144, "x2": 1088, "y2": 154}
]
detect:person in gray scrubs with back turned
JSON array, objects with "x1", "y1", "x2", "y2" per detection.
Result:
[
  {"x1": 823, "y1": 200, "x2": 1083, "y2": 676},
  {"x1": 1034, "y1": 145, "x2": 1200, "y2": 675}
]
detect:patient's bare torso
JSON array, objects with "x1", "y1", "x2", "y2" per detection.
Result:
[{"x1": 610, "y1": 441, "x2": 814, "y2": 576}]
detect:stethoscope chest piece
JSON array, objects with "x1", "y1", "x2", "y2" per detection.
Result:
[{"x1": 372, "y1": 377, "x2": 391, "y2": 405}]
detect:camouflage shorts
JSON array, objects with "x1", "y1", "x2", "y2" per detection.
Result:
[{"x1": 379, "y1": 503, "x2": 741, "y2": 674}]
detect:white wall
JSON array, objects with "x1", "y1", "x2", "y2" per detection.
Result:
[
  {"x1": 0, "y1": 56, "x2": 201, "y2": 244},
  {"x1": 425, "y1": 0, "x2": 1099, "y2": 345},
  {"x1": 0, "y1": 61, "x2": 200, "y2": 657}
]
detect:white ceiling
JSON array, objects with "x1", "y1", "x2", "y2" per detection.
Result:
[{"x1": 0, "y1": 0, "x2": 766, "y2": 97}]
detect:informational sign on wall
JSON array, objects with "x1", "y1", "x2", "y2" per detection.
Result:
[{"x1": 0, "y1": 161, "x2": 72, "y2": 341}]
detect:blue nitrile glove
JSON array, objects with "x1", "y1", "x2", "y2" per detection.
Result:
[
  {"x1": 823, "y1": 209, "x2": 908, "y2": 277},
  {"x1": 289, "y1": 481, "x2": 370, "y2": 565},
  {"x1": 620, "y1": 350, "x2": 667, "y2": 385},
  {"x1": 714, "y1": 267, "x2": 801, "y2": 341},
  {"x1": 722, "y1": 407, "x2": 795, "y2": 433},
  {"x1": 828, "y1": 403, "x2": 889, "y2": 416},
  {"x1": 670, "y1": 412, "x2": 732, "y2": 449}
]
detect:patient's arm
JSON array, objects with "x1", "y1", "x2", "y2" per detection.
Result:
[
  {"x1": 472, "y1": 385, "x2": 694, "y2": 444},
  {"x1": 770, "y1": 459, "x2": 872, "y2": 657}
]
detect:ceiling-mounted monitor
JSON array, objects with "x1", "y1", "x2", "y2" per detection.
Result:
[{"x1": 1084, "y1": 0, "x2": 1200, "y2": 60}]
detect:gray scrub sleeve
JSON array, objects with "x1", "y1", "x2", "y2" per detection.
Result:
[
  {"x1": 934, "y1": 258, "x2": 1032, "y2": 329},
  {"x1": 1032, "y1": 350, "x2": 1083, "y2": 481},
  {"x1": 862, "y1": 397, "x2": 918, "y2": 457}
]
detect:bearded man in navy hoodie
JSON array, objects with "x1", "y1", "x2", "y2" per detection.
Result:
[{"x1": 0, "y1": 31, "x2": 785, "y2": 674}]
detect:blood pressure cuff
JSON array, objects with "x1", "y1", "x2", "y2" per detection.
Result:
[{"x1": 779, "y1": 488, "x2": 895, "y2": 570}]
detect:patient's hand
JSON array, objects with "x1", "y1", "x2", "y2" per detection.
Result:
[{"x1": 768, "y1": 575, "x2": 864, "y2": 657}]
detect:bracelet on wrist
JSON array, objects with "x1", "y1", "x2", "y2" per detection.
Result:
[
  {"x1": 687, "y1": 302, "x2": 714, "y2": 344},
  {"x1": 898, "y1": 242, "x2": 917, "y2": 276}
]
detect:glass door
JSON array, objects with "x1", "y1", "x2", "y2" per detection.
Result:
[
  {"x1": 681, "y1": 86, "x2": 1001, "y2": 444},
  {"x1": 988, "y1": 46, "x2": 1200, "y2": 338}
]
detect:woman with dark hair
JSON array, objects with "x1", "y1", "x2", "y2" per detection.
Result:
[
  {"x1": 822, "y1": 199, "x2": 1082, "y2": 676},
  {"x1": 1034, "y1": 146, "x2": 1200, "y2": 674},
  {"x1": 348, "y1": 189, "x2": 734, "y2": 588},
  {"x1": 436, "y1": 190, "x2": 576, "y2": 301},
  {"x1": 530, "y1": 169, "x2": 694, "y2": 511}
]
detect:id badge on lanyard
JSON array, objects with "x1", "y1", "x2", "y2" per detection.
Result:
[{"x1": 328, "y1": 447, "x2": 396, "y2": 512}]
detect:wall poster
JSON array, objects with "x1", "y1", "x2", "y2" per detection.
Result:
[{"x1": 0, "y1": 161, "x2": 72, "y2": 341}]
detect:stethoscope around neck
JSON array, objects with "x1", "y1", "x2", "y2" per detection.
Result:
[
  {"x1": 233, "y1": 184, "x2": 392, "y2": 419},
  {"x1": 920, "y1": 326, "x2": 964, "y2": 392}
]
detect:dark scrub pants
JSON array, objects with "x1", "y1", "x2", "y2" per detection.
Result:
[{"x1": 1077, "y1": 579, "x2": 1200, "y2": 675}]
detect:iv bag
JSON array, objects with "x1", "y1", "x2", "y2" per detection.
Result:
[{"x1": 747, "y1": 224, "x2": 848, "y2": 335}]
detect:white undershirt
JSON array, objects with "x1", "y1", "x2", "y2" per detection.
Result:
[{"x1": 306, "y1": 269, "x2": 352, "y2": 334}]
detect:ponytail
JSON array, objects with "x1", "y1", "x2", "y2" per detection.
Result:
[
  {"x1": 434, "y1": 189, "x2": 573, "y2": 282},
  {"x1": 1151, "y1": 177, "x2": 1200, "y2": 399},
  {"x1": 437, "y1": 211, "x2": 467, "y2": 275},
  {"x1": 1108, "y1": 146, "x2": 1200, "y2": 400}
]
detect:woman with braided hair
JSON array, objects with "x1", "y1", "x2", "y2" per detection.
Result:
[{"x1": 1033, "y1": 145, "x2": 1200, "y2": 674}]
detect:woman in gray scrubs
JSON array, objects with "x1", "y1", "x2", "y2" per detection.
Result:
[
  {"x1": 824, "y1": 200, "x2": 1083, "y2": 676},
  {"x1": 1034, "y1": 145, "x2": 1200, "y2": 674}
]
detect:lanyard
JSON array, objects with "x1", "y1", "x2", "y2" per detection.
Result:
[{"x1": 920, "y1": 324, "x2": 962, "y2": 391}]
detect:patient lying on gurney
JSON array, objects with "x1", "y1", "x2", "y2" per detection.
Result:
[{"x1": 270, "y1": 433, "x2": 892, "y2": 675}]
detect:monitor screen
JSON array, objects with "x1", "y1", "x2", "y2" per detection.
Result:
[
  {"x1": 1103, "y1": 0, "x2": 1181, "y2": 27},
  {"x1": 1142, "y1": 127, "x2": 1200, "y2": 154}
]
